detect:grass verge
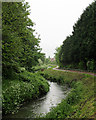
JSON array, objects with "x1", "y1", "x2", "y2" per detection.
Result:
[{"x1": 40, "y1": 69, "x2": 95, "y2": 119}]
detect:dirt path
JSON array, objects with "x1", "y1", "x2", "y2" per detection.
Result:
[{"x1": 53, "y1": 67, "x2": 96, "y2": 76}]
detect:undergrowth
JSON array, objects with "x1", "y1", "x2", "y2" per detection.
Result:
[
  {"x1": 40, "y1": 69, "x2": 95, "y2": 119},
  {"x1": 2, "y1": 71, "x2": 49, "y2": 115}
]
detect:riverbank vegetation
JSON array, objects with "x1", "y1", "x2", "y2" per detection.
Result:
[
  {"x1": 55, "y1": 1, "x2": 96, "y2": 72},
  {"x1": 2, "y1": 71, "x2": 49, "y2": 115},
  {"x1": 2, "y1": 0, "x2": 95, "y2": 119},
  {"x1": 40, "y1": 69, "x2": 95, "y2": 119},
  {"x1": 50, "y1": 2, "x2": 96, "y2": 118},
  {"x1": 2, "y1": 1, "x2": 50, "y2": 115}
]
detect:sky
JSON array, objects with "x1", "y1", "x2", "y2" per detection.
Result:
[{"x1": 25, "y1": 0, "x2": 93, "y2": 58}]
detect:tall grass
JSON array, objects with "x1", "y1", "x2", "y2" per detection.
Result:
[{"x1": 40, "y1": 69, "x2": 95, "y2": 119}]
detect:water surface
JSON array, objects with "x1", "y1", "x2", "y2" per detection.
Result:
[{"x1": 4, "y1": 81, "x2": 70, "y2": 118}]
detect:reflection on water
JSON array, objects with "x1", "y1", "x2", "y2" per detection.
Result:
[{"x1": 4, "y1": 81, "x2": 70, "y2": 118}]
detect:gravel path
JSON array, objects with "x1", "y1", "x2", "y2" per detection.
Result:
[{"x1": 53, "y1": 67, "x2": 96, "y2": 76}]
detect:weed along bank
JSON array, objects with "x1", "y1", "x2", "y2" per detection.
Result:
[
  {"x1": 40, "y1": 69, "x2": 95, "y2": 119},
  {"x1": 2, "y1": 67, "x2": 95, "y2": 119},
  {"x1": 2, "y1": 1, "x2": 96, "y2": 119},
  {"x1": 3, "y1": 81, "x2": 70, "y2": 118},
  {"x1": 2, "y1": 71, "x2": 49, "y2": 116}
]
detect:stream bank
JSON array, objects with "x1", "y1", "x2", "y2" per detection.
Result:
[
  {"x1": 40, "y1": 69, "x2": 95, "y2": 119},
  {"x1": 3, "y1": 81, "x2": 70, "y2": 118},
  {"x1": 2, "y1": 71, "x2": 49, "y2": 116}
]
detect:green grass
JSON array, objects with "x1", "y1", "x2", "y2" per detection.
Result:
[
  {"x1": 40, "y1": 69, "x2": 95, "y2": 119},
  {"x1": 2, "y1": 71, "x2": 49, "y2": 115}
]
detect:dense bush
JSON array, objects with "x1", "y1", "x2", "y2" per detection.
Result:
[
  {"x1": 87, "y1": 59, "x2": 96, "y2": 71},
  {"x1": 31, "y1": 64, "x2": 49, "y2": 72},
  {"x1": 31, "y1": 64, "x2": 56, "y2": 72},
  {"x1": 2, "y1": 71, "x2": 49, "y2": 114}
]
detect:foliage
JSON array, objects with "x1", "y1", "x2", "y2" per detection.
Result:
[
  {"x1": 78, "y1": 61, "x2": 85, "y2": 70},
  {"x1": 31, "y1": 64, "x2": 49, "y2": 72},
  {"x1": 44, "y1": 81, "x2": 83, "y2": 119},
  {"x1": 55, "y1": 1, "x2": 96, "y2": 71},
  {"x1": 2, "y1": 2, "x2": 44, "y2": 78},
  {"x1": 2, "y1": 71, "x2": 49, "y2": 115},
  {"x1": 40, "y1": 69, "x2": 95, "y2": 119},
  {"x1": 44, "y1": 57, "x2": 56, "y2": 65},
  {"x1": 41, "y1": 69, "x2": 85, "y2": 86},
  {"x1": 86, "y1": 59, "x2": 96, "y2": 71},
  {"x1": 54, "y1": 46, "x2": 62, "y2": 66}
]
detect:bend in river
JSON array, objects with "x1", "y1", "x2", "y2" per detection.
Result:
[{"x1": 4, "y1": 81, "x2": 70, "y2": 118}]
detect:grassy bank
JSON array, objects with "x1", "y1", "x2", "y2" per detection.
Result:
[
  {"x1": 2, "y1": 71, "x2": 49, "y2": 115},
  {"x1": 40, "y1": 69, "x2": 95, "y2": 119}
]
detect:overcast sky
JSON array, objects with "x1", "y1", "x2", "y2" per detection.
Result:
[{"x1": 26, "y1": 0, "x2": 93, "y2": 58}]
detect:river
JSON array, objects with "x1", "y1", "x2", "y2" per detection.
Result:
[{"x1": 4, "y1": 81, "x2": 70, "y2": 119}]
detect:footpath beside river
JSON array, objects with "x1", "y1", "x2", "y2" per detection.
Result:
[
  {"x1": 41, "y1": 68, "x2": 95, "y2": 119},
  {"x1": 53, "y1": 67, "x2": 96, "y2": 76},
  {"x1": 3, "y1": 67, "x2": 95, "y2": 119}
]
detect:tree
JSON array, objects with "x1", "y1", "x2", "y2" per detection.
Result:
[
  {"x1": 2, "y1": 2, "x2": 44, "y2": 78},
  {"x1": 56, "y1": 1, "x2": 96, "y2": 70}
]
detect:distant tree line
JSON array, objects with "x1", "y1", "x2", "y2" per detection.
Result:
[
  {"x1": 2, "y1": 2, "x2": 45, "y2": 78},
  {"x1": 55, "y1": 1, "x2": 96, "y2": 71}
]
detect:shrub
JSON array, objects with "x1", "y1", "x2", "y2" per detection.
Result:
[
  {"x1": 78, "y1": 61, "x2": 85, "y2": 70},
  {"x1": 87, "y1": 59, "x2": 96, "y2": 71},
  {"x1": 2, "y1": 71, "x2": 49, "y2": 114}
]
